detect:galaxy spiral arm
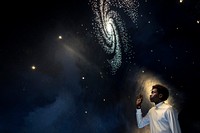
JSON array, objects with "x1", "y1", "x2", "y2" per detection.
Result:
[{"x1": 90, "y1": 0, "x2": 139, "y2": 74}]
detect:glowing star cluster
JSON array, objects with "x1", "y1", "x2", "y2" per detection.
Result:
[{"x1": 90, "y1": 0, "x2": 139, "y2": 74}]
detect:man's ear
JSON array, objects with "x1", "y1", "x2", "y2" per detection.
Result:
[{"x1": 159, "y1": 94, "x2": 163, "y2": 99}]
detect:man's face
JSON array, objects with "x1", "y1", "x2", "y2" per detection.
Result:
[{"x1": 149, "y1": 88, "x2": 160, "y2": 103}]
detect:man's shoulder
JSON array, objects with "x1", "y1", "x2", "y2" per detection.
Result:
[{"x1": 162, "y1": 103, "x2": 178, "y2": 113}]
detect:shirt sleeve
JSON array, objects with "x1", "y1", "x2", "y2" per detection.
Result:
[
  {"x1": 136, "y1": 109, "x2": 150, "y2": 128},
  {"x1": 165, "y1": 107, "x2": 182, "y2": 133}
]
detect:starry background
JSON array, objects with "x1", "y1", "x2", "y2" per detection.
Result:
[{"x1": 1, "y1": 0, "x2": 200, "y2": 133}]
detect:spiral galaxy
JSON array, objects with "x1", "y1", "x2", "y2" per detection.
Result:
[{"x1": 90, "y1": 0, "x2": 139, "y2": 74}]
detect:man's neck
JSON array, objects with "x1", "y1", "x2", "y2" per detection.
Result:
[{"x1": 154, "y1": 101, "x2": 163, "y2": 105}]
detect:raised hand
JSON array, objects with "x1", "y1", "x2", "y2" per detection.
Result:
[{"x1": 136, "y1": 94, "x2": 143, "y2": 109}]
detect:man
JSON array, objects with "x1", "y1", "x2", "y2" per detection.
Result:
[{"x1": 136, "y1": 84, "x2": 181, "y2": 133}]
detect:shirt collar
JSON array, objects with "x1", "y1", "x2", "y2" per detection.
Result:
[{"x1": 155, "y1": 102, "x2": 164, "y2": 108}]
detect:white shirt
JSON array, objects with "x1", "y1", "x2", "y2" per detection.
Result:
[{"x1": 136, "y1": 102, "x2": 181, "y2": 133}]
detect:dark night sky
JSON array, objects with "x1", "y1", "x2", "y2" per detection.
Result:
[{"x1": 1, "y1": 0, "x2": 200, "y2": 133}]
